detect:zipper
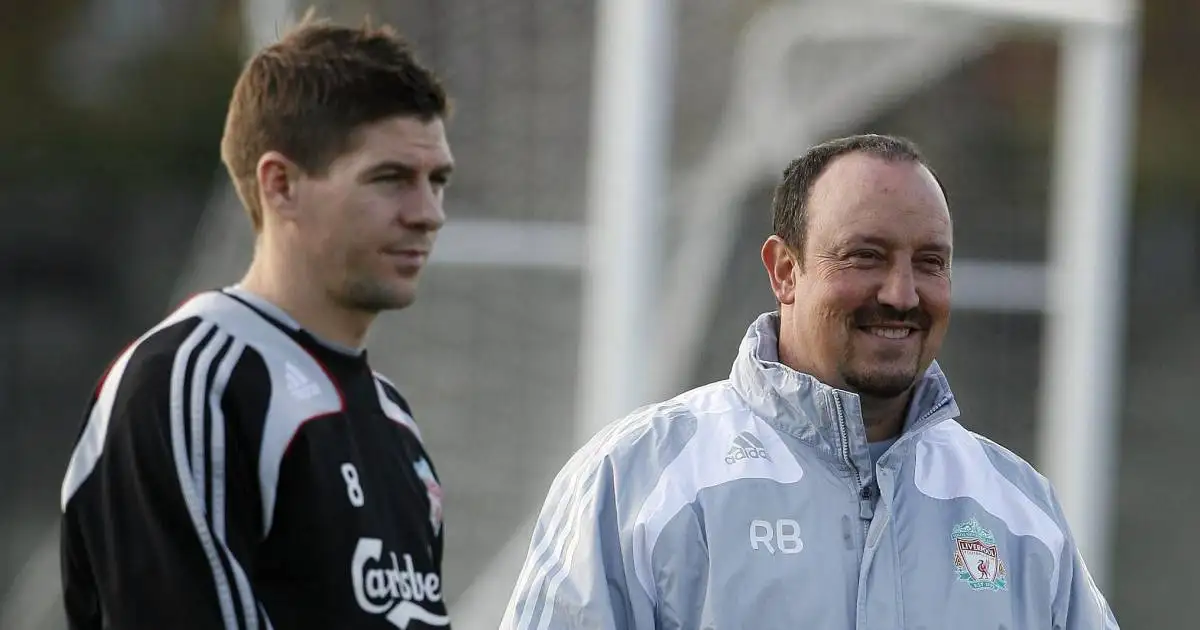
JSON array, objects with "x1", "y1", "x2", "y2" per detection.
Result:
[
  {"x1": 835, "y1": 391, "x2": 876, "y2": 630},
  {"x1": 842, "y1": 390, "x2": 950, "y2": 629},
  {"x1": 885, "y1": 392, "x2": 956, "y2": 452},
  {"x1": 913, "y1": 392, "x2": 953, "y2": 429},
  {"x1": 832, "y1": 393, "x2": 874, "y2": 532}
]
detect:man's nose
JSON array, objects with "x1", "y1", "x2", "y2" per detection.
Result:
[
  {"x1": 406, "y1": 182, "x2": 446, "y2": 231},
  {"x1": 878, "y1": 262, "x2": 919, "y2": 312}
]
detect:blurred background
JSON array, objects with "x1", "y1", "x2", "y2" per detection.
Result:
[{"x1": 1, "y1": 0, "x2": 1196, "y2": 628}]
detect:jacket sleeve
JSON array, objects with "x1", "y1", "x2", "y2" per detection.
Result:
[
  {"x1": 500, "y1": 441, "x2": 653, "y2": 630},
  {"x1": 60, "y1": 334, "x2": 271, "y2": 630},
  {"x1": 1049, "y1": 492, "x2": 1120, "y2": 629}
]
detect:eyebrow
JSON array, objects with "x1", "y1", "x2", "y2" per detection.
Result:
[
  {"x1": 849, "y1": 235, "x2": 953, "y2": 255},
  {"x1": 359, "y1": 160, "x2": 456, "y2": 182}
]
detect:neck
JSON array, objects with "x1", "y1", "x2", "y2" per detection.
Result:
[
  {"x1": 859, "y1": 391, "x2": 911, "y2": 442},
  {"x1": 776, "y1": 312, "x2": 912, "y2": 443},
  {"x1": 239, "y1": 245, "x2": 374, "y2": 349}
]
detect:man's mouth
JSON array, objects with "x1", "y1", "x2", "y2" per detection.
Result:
[{"x1": 859, "y1": 326, "x2": 918, "y2": 340}]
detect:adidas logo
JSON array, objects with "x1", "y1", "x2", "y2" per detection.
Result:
[
  {"x1": 725, "y1": 431, "x2": 770, "y2": 465},
  {"x1": 285, "y1": 361, "x2": 321, "y2": 400}
]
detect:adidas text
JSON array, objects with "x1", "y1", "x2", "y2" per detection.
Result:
[{"x1": 725, "y1": 432, "x2": 771, "y2": 465}]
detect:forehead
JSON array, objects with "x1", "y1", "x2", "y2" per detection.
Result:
[
  {"x1": 336, "y1": 115, "x2": 454, "y2": 171},
  {"x1": 806, "y1": 152, "x2": 951, "y2": 246}
]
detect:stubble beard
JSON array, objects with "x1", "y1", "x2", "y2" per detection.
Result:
[
  {"x1": 337, "y1": 272, "x2": 416, "y2": 313},
  {"x1": 839, "y1": 337, "x2": 922, "y2": 400}
]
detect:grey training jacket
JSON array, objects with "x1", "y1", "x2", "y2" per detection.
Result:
[{"x1": 502, "y1": 312, "x2": 1118, "y2": 630}]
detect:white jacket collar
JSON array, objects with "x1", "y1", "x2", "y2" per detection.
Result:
[{"x1": 730, "y1": 312, "x2": 960, "y2": 468}]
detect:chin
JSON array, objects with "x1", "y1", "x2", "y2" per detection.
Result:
[
  {"x1": 378, "y1": 287, "x2": 417, "y2": 311},
  {"x1": 342, "y1": 280, "x2": 417, "y2": 312},
  {"x1": 843, "y1": 367, "x2": 919, "y2": 399}
]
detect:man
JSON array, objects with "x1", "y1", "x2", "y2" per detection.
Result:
[
  {"x1": 502, "y1": 134, "x2": 1118, "y2": 629},
  {"x1": 59, "y1": 13, "x2": 456, "y2": 630}
]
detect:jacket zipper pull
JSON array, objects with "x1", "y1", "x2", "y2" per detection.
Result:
[{"x1": 859, "y1": 485, "x2": 875, "y2": 520}]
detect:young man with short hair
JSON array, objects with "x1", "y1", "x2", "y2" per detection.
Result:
[{"x1": 60, "y1": 14, "x2": 456, "y2": 629}]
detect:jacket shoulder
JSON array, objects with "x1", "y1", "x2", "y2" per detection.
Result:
[
  {"x1": 186, "y1": 292, "x2": 342, "y2": 411},
  {"x1": 583, "y1": 380, "x2": 743, "y2": 464},
  {"x1": 573, "y1": 395, "x2": 697, "y2": 471},
  {"x1": 969, "y1": 430, "x2": 1058, "y2": 506},
  {"x1": 917, "y1": 420, "x2": 1056, "y2": 501},
  {"x1": 568, "y1": 380, "x2": 804, "y2": 514},
  {"x1": 916, "y1": 421, "x2": 1069, "y2": 558}
]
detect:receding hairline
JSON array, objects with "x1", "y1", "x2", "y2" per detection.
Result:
[
  {"x1": 803, "y1": 151, "x2": 953, "y2": 249},
  {"x1": 772, "y1": 134, "x2": 950, "y2": 243},
  {"x1": 811, "y1": 149, "x2": 945, "y2": 199},
  {"x1": 806, "y1": 150, "x2": 950, "y2": 215}
]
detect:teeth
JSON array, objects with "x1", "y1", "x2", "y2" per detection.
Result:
[{"x1": 868, "y1": 327, "x2": 911, "y2": 339}]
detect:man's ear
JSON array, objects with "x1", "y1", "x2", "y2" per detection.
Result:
[
  {"x1": 761, "y1": 235, "x2": 799, "y2": 305},
  {"x1": 256, "y1": 151, "x2": 303, "y2": 222}
]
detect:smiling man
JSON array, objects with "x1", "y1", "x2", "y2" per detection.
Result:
[
  {"x1": 502, "y1": 135, "x2": 1118, "y2": 629},
  {"x1": 60, "y1": 13, "x2": 456, "y2": 630}
]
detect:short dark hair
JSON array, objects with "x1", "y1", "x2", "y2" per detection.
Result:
[
  {"x1": 220, "y1": 10, "x2": 451, "y2": 231},
  {"x1": 771, "y1": 134, "x2": 945, "y2": 260}
]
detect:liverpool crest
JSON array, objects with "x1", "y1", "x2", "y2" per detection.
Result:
[{"x1": 952, "y1": 518, "x2": 1007, "y2": 591}]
